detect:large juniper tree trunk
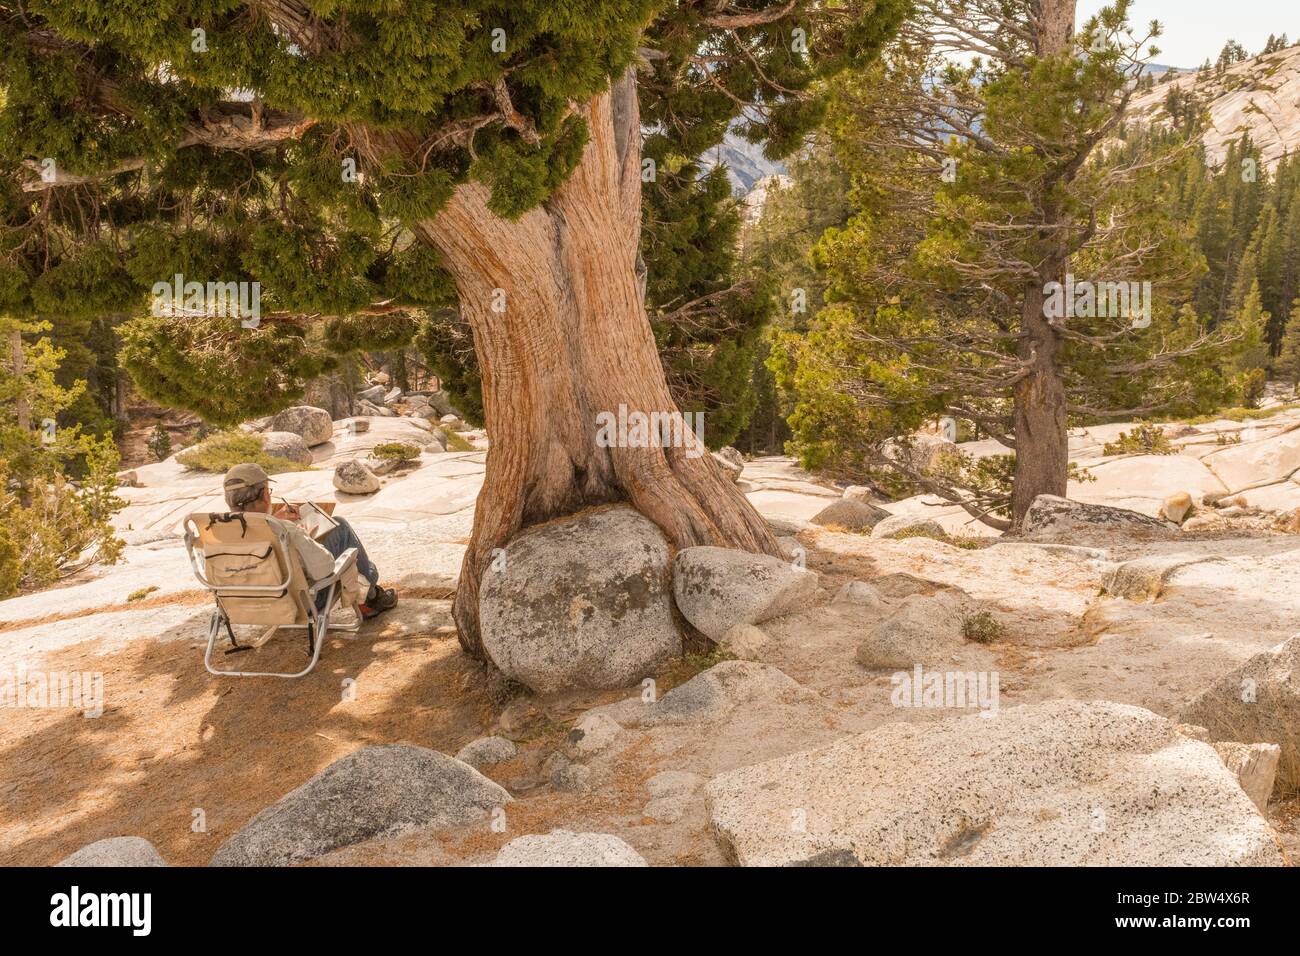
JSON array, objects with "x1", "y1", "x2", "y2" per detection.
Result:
[
  {"x1": 1010, "y1": 274, "x2": 1069, "y2": 527},
  {"x1": 416, "y1": 72, "x2": 780, "y2": 658}
]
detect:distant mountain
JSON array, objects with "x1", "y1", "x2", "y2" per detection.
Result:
[
  {"x1": 1128, "y1": 44, "x2": 1300, "y2": 168},
  {"x1": 1141, "y1": 63, "x2": 1186, "y2": 77},
  {"x1": 699, "y1": 132, "x2": 788, "y2": 195}
]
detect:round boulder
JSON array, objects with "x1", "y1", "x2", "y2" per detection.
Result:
[
  {"x1": 57, "y1": 836, "x2": 167, "y2": 867},
  {"x1": 210, "y1": 745, "x2": 509, "y2": 866},
  {"x1": 260, "y1": 430, "x2": 313, "y2": 466},
  {"x1": 269, "y1": 405, "x2": 334, "y2": 447},
  {"x1": 491, "y1": 830, "x2": 648, "y2": 867},
  {"x1": 333, "y1": 459, "x2": 381, "y2": 495},
  {"x1": 871, "y1": 514, "x2": 947, "y2": 540},
  {"x1": 479, "y1": 506, "x2": 680, "y2": 693},
  {"x1": 813, "y1": 498, "x2": 889, "y2": 532}
]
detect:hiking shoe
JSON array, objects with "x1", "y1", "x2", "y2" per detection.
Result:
[{"x1": 359, "y1": 586, "x2": 398, "y2": 620}]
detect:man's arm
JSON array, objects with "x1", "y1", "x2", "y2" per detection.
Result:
[{"x1": 271, "y1": 517, "x2": 336, "y2": 582}]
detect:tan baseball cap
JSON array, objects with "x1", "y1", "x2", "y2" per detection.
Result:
[{"x1": 223, "y1": 462, "x2": 273, "y2": 492}]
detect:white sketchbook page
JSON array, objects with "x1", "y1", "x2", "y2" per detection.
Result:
[{"x1": 296, "y1": 502, "x2": 339, "y2": 541}]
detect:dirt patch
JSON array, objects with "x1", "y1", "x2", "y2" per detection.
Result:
[{"x1": 0, "y1": 601, "x2": 499, "y2": 866}]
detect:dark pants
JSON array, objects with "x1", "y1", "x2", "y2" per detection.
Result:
[{"x1": 317, "y1": 516, "x2": 379, "y2": 610}]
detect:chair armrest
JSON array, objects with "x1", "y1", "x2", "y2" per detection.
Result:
[{"x1": 308, "y1": 547, "x2": 358, "y2": 594}]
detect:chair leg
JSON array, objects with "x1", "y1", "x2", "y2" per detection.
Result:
[{"x1": 203, "y1": 610, "x2": 223, "y2": 676}]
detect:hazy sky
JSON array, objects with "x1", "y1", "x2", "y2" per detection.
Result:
[{"x1": 1076, "y1": 0, "x2": 1296, "y2": 67}]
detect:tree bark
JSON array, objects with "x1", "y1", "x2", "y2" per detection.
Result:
[
  {"x1": 1010, "y1": 276, "x2": 1069, "y2": 526},
  {"x1": 415, "y1": 70, "x2": 781, "y2": 659},
  {"x1": 11, "y1": 330, "x2": 29, "y2": 432},
  {"x1": 1010, "y1": 1, "x2": 1076, "y2": 527},
  {"x1": 1035, "y1": 0, "x2": 1076, "y2": 57}
]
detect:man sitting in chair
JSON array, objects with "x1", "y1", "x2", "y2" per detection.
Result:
[{"x1": 222, "y1": 463, "x2": 398, "y2": 619}]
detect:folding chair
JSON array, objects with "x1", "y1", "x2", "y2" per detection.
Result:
[{"x1": 183, "y1": 511, "x2": 363, "y2": 678}]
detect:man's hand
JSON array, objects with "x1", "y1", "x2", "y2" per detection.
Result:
[{"x1": 272, "y1": 502, "x2": 301, "y2": 521}]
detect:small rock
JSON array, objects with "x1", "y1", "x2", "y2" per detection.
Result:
[
  {"x1": 454, "y1": 736, "x2": 519, "y2": 769},
  {"x1": 57, "y1": 836, "x2": 167, "y2": 867},
  {"x1": 842, "y1": 485, "x2": 878, "y2": 503},
  {"x1": 597, "y1": 660, "x2": 813, "y2": 728},
  {"x1": 673, "y1": 546, "x2": 819, "y2": 641},
  {"x1": 1101, "y1": 555, "x2": 1223, "y2": 602},
  {"x1": 647, "y1": 770, "x2": 704, "y2": 799},
  {"x1": 812, "y1": 498, "x2": 889, "y2": 532},
  {"x1": 332, "y1": 459, "x2": 381, "y2": 495},
  {"x1": 1212, "y1": 742, "x2": 1280, "y2": 812},
  {"x1": 711, "y1": 450, "x2": 743, "y2": 482},
  {"x1": 370, "y1": 371, "x2": 390, "y2": 386},
  {"x1": 369, "y1": 456, "x2": 412, "y2": 476},
  {"x1": 491, "y1": 830, "x2": 647, "y2": 867},
  {"x1": 440, "y1": 414, "x2": 459, "y2": 426},
  {"x1": 871, "y1": 514, "x2": 946, "y2": 540},
  {"x1": 715, "y1": 446, "x2": 744, "y2": 470},
  {"x1": 1181, "y1": 512, "x2": 1226, "y2": 532},
  {"x1": 643, "y1": 771, "x2": 704, "y2": 824},
  {"x1": 356, "y1": 384, "x2": 387, "y2": 404},
  {"x1": 833, "y1": 581, "x2": 883, "y2": 612},
  {"x1": 268, "y1": 405, "x2": 333, "y2": 447},
  {"x1": 1160, "y1": 491, "x2": 1194, "y2": 524},
  {"x1": 545, "y1": 753, "x2": 594, "y2": 793},
  {"x1": 767, "y1": 516, "x2": 810, "y2": 535},
  {"x1": 564, "y1": 712, "x2": 624, "y2": 760},
  {"x1": 384, "y1": 386, "x2": 402, "y2": 404},
  {"x1": 856, "y1": 590, "x2": 966, "y2": 669},
  {"x1": 497, "y1": 697, "x2": 544, "y2": 736},
  {"x1": 342, "y1": 417, "x2": 370, "y2": 434},
  {"x1": 718, "y1": 623, "x2": 770, "y2": 660},
  {"x1": 426, "y1": 390, "x2": 458, "y2": 417},
  {"x1": 117, "y1": 470, "x2": 141, "y2": 488}
]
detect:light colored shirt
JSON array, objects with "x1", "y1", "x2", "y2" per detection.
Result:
[{"x1": 266, "y1": 514, "x2": 335, "y2": 582}]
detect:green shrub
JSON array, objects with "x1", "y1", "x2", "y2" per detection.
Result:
[
  {"x1": 1239, "y1": 368, "x2": 1268, "y2": 409},
  {"x1": 1184, "y1": 403, "x2": 1300, "y2": 425},
  {"x1": 443, "y1": 431, "x2": 475, "y2": 452},
  {"x1": 1101, "y1": 424, "x2": 1176, "y2": 457},
  {"x1": 176, "y1": 431, "x2": 310, "y2": 474},
  {"x1": 0, "y1": 444, "x2": 126, "y2": 596},
  {"x1": 127, "y1": 585, "x2": 159, "y2": 602},
  {"x1": 961, "y1": 611, "x2": 1005, "y2": 644},
  {"x1": 891, "y1": 526, "x2": 950, "y2": 544},
  {"x1": 146, "y1": 424, "x2": 172, "y2": 461},
  {"x1": 370, "y1": 441, "x2": 421, "y2": 461}
]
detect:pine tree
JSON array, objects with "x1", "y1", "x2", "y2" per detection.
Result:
[
  {"x1": 1231, "y1": 280, "x2": 1272, "y2": 405},
  {"x1": 1276, "y1": 299, "x2": 1300, "y2": 389},
  {"x1": 773, "y1": 0, "x2": 1234, "y2": 527},
  {"x1": 2, "y1": 0, "x2": 907, "y2": 655}
]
